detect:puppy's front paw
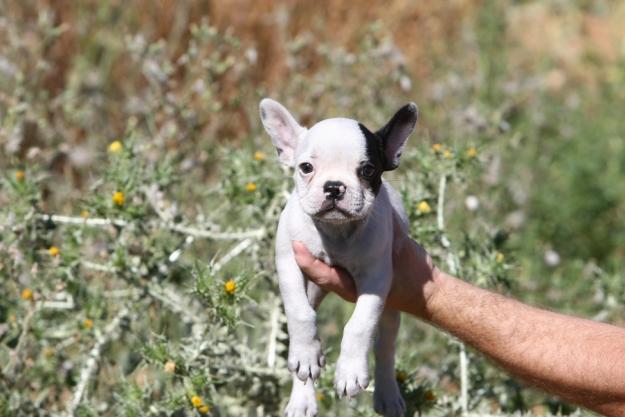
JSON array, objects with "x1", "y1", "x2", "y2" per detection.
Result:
[
  {"x1": 285, "y1": 383, "x2": 318, "y2": 417},
  {"x1": 334, "y1": 355, "x2": 369, "y2": 398},
  {"x1": 288, "y1": 340, "x2": 325, "y2": 381},
  {"x1": 373, "y1": 378, "x2": 405, "y2": 417}
]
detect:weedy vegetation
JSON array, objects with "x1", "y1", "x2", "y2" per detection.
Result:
[{"x1": 1, "y1": 1, "x2": 624, "y2": 416}]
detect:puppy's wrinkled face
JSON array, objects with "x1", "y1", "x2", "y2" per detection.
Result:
[
  {"x1": 292, "y1": 119, "x2": 382, "y2": 222},
  {"x1": 259, "y1": 99, "x2": 418, "y2": 224}
]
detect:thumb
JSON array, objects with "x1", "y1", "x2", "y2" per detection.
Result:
[{"x1": 292, "y1": 241, "x2": 357, "y2": 303}]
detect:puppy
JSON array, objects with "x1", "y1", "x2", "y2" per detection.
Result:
[{"x1": 259, "y1": 98, "x2": 418, "y2": 417}]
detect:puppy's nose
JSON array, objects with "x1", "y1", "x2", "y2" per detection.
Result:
[{"x1": 323, "y1": 181, "x2": 346, "y2": 200}]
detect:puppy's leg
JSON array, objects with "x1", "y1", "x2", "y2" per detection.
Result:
[
  {"x1": 285, "y1": 375, "x2": 318, "y2": 417},
  {"x1": 335, "y1": 263, "x2": 391, "y2": 398},
  {"x1": 373, "y1": 308, "x2": 405, "y2": 417},
  {"x1": 306, "y1": 280, "x2": 327, "y2": 310},
  {"x1": 277, "y1": 253, "x2": 325, "y2": 381},
  {"x1": 285, "y1": 280, "x2": 327, "y2": 417}
]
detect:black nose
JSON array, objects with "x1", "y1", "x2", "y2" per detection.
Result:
[{"x1": 323, "y1": 181, "x2": 346, "y2": 200}]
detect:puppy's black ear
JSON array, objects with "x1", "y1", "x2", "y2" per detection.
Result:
[
  {"x1": 259, "y1": 98, "x2": 307, "y2": 167},
  {"x1": 377, "y1": 103, "x2": 418, "y2": 171}
]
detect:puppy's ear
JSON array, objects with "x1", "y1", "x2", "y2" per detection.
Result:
[
  {"x1": 259, "y1": 98, "x2": 307, "y2": 167},
  {"x1": 377, "y1": 103, "x2": 418, "y2": 171}
]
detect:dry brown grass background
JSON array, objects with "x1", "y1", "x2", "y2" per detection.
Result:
[
  {"x1": 2, "y1": 1, "x2": 625, "y2": 415},
  {"x1": 3, "y1": 0, "x2": 624, "y2": 182}
]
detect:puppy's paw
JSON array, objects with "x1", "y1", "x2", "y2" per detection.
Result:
[
  {"x1": 373, "y1": 378, "x2": 405, "y2": 417},
  {"x1": 334, "y1": 355, "x2": 369, "y2": 398},
  {"x1": 288, "y1": 340, "x2": 325, "y2": 381},
  {"x1": 285, "y1": 383, "x2": 318, "y2": 417}
]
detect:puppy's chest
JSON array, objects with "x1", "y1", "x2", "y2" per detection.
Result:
[
  {"x1": 312, "y1": 240, "x2": 370, "y2": 277},
  {"x1": 285, "y1": 202, "x2": 389, "y2": 275},
  {"x1": 292, "y1": 229, "x2": 358, "y2": 271}
]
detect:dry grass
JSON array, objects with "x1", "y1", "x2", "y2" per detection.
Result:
[{"x1": 1, "y1": 1, "x2": 624, "y2": 415}]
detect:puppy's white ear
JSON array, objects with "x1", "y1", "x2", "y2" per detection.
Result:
[
  {"x1": 259, "y1": 98, "x2": 306, "y2": 167},
  {"x1": 377, "y1": 103, "x2": 419, "y2": 171}
]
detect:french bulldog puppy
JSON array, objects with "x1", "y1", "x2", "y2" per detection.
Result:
[{"x1": 259, "y1": 98, "x2": 418, "y2": 417}]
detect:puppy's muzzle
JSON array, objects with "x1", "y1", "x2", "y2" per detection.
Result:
[{"x1": 324, "y1": 181, "x2": 346, "y2": 201}]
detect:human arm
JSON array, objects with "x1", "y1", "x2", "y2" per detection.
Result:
[{"x1": 292, "y1": 238, "x2": 625, "y2": 416}]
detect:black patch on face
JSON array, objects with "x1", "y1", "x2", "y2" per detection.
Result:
[{"x1": 358, "y1": 123, "x2": 385, "y2": 195}]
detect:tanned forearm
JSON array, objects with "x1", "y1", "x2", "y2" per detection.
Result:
[
  {"x1": 292, "y1": 239, "x2": 625, "y2": 415},
  {"x1": 425, "y1": 270, "x2": 625, "y2": 416}
]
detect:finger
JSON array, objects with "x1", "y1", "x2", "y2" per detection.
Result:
[
  {"x1": 292, "y1": 241, "x2": 340, "y2": 284},
  {"x1": 292, "y1": 241, "x2": 329, "y2": 274},
  {"x1": 292, "y1": 241, "x2": 357, "y2": 302}
]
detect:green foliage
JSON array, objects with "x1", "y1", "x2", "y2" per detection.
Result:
[{"x1": 1, "y1": 1, "x2": 622, "y2": 416}]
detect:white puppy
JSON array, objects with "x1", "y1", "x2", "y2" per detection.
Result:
[{"x1": 259, "y1": 98, "x2": 418, "y2": 417}]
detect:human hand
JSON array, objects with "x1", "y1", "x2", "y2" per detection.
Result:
[{"x1": 292, "y1": 216, "x2": 440, "y2": 320}]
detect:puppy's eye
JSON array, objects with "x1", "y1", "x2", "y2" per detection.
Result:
[
  {"x1": 299, "y1": 162, "x2": 314, "y2": 175},
  {"x1": 361, "y1": 164, "x2": 376, "y2": 178}
]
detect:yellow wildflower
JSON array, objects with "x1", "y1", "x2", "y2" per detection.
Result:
[
  {"x1": 21, "y1": 288, "x2": 33, "y2": 300},
  {"x1": 495, "y1": 252, "x2": 505, "y2": 263},
  {"x1": 83, "y1": 319, "x2": 93, "y2": 329},
  {"x1": 443, "y1": 149, "x2": 453, "y2": 159},
  {"x1": 80, "y1": 210, "x2": 89, "y2": 218},
  {"x1": 245, "y1": 182, "x2": 257, "y2": 192},
  {"x1": 191, "y1": 396, "x2": 203, "y2": 407},
  {"x1": 112, "y1": 191, "x2": 125, "y2": 206},
  {"x1": 224, "y1": 279, "x2": 236, "y2": 295},
  {"x1": 425, "y1": 389, "x2": 437, "y2": 401},
  {"x1": 198, "y1": 405, "x2": 210, "y2": 414},
  {"x1": 417, "y1": 201, "x2": 432, "y2": 214},
  {"x1": 49, "y1": 246, "x2": 60, "y2": 257},
  {"x1": 432, "y1": 143, "x2": 442, "y2": 153},
  {"x1": 15, "y1": 170, "x2": 25, "y2": 182},
  {"x1": 108, "y1": 140, "x2": 123, "y2": 153},
  {"x1": 164, "y1": 360, "x2": 176, "y2": 374},
  {"x1": 254, "y1": 151, "x2": 266, "y2": 161},
  {"x1": 467, "y1": 147, "x2": 477, "y2": 158},
  {"x1": 395, "y1": 370, "x2": 407, "y2": 383},
  {"x1": 316, "y1": 392, "x2": 325, "y2": 401}
]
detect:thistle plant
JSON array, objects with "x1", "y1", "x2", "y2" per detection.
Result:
[{"x1": 1, "y1": 2, "x2": 621, "y2": 417}]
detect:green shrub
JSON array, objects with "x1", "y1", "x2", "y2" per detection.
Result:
[{"x1": 1, "y1": 2, "x2": 622, "y2": 416}]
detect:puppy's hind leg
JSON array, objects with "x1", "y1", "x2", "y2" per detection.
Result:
[
  {"x1": 306, "y1": 280, "x2": 328, "y2": 311},
  {"x1": 285, "y1": 375, "x2": 318, "y2": 417},
  {"x1": 373, "y1": 308, "x2": 405, "y2": 417}
]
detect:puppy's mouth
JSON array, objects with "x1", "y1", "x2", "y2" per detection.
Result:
[{"x1": 313, "y1": 201, "x2": 355, "y2": 222}]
